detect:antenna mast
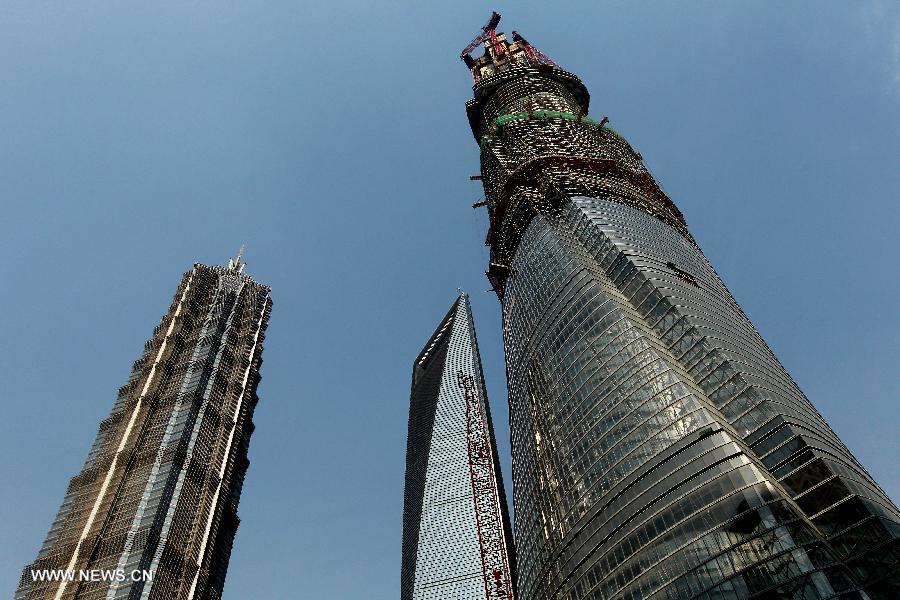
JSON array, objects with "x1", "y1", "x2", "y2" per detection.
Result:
[{"x1": 228, "y1": 244, "x2": 246, "y2": 272}]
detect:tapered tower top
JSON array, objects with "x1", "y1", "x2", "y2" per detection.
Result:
[
  {"x1": 459, "y1": 12, "x2": 590, "y2": 141},
  {"x1": 460, "y1": 12, "x2": 689, "y2": 297},
  {"x1": 459, "y1": 12, "x2": 560, "y2": 81}
]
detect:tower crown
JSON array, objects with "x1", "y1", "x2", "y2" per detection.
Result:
[
  {"x1": 459, "y1": 12, "x2": 559, "y2": 83},
  {"x1": 461, "y1": 13, "x2": 687, "y2": 299}
]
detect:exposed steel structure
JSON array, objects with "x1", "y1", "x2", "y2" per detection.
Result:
[
  {"x1": 460, "y1": 12, "x2": 557, "y2": 83},
  {"x1": 458, "y1": 370, "x2": 515, "y2": 600},
  {"x1": 461, "y1": 11, "x2": 900, "y2": 600}
]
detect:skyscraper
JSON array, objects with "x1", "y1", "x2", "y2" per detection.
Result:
[
  {"x1": 461, "y1": 13, "x2": 900, "y2": 600},
  {"x1": 16, "y1": 256, "x2": 272, "y2": 600},
  {"x1": 401, "y1": 293, "x2": 515, "y2": 600}
]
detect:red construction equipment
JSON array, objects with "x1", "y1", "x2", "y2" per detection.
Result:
[
  {"x1": 460, "y1": 12, "x2": 559, "y2": 82},
  {"x1": 457, "y1": 370, "x2": 514, "y2": 600},
  {"x1": 460, "y1": 11, "x2": 502, "y2": 61},
  {"x1": 511, "y1": 31, "x2": 559, "y2": 68}
]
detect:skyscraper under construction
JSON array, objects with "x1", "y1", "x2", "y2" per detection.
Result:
[
  {"x1": 15, "y1": 256, "x2": 272, "y2": 600},
  {"x1": 401, "y1": 293, "x2": 515, "y2": 600},
  {"x1": 461, "y1": 13, "x2": 900, "y2": 600}
]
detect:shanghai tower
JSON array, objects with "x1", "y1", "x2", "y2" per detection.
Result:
[
  {"x1": 16, "y1": 255, "x2": 272, "y2": 600},
  {"x1": 401, "y1": 293, "x2": 515, "y2": 599},
  {"x1": 461, "y1": 13, "x2": 900, "y2": 600}
]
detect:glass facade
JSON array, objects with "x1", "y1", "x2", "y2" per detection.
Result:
[
  {"x1": 401, "y1": 294, "x2": 515, "y2": 600},
  {"x1": 15, "y1": 260, "x2": 272, "y2": 600},
  {"x1": 464, "y1": 22, "x2": 900, "y2": 600}
]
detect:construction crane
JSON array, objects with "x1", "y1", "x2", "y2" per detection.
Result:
[
  {"x1": 511, "y1": 31, "x2": 559, "y2": 68},
  {"x1": 460, "y1": 12, "x2": 559, "y2": 81},
  {"x1": 456, "y1": 370, "x2": 514, "y2": 600},
  {"x1": 460, "y1": 11, "x2": 503, "y2": 68}
]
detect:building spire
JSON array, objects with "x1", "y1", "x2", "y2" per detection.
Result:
[{"x1": 228, "y1": 244, "x2": 246, "y2": 272}]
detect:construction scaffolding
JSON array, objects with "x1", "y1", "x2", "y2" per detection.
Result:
[
  {"x1": 461, "y1": 12, "x2": 689, "y2": 298},
  {"x1": 461, "y1": 12, "x2": 900, "y2": 600}
]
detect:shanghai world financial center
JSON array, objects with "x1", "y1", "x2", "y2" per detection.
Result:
[{"x1": 14, "y1": 11, "x2": 900, "y2": 600}]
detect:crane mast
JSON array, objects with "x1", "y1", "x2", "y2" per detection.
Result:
[{"x1": 456, "y1": 371, "x2": 514, "y2": 600}]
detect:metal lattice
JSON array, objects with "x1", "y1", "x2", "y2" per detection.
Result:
[
  {"x1": 461, "y1": 14, "x2": 690, "y2": 298},
  {"x1": 457, "y1": 371, "x2": 514, "y2": 600}
]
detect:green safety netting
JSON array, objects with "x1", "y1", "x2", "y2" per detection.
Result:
[{"x1": 480, "y1": 112, "x2": 626, "y2": 152}]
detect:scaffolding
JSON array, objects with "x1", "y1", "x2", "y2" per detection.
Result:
[{"x1": 461, "y1": 13, "x2": 689, "y2": 298}]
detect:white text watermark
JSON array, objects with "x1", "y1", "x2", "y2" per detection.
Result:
[{"x1": 30, "y1": 569, "x2": 154, "y2": 583}]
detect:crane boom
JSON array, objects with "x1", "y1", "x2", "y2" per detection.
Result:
[{"x1": 459, "y1": 11, "x2": 502, "y2": 59}]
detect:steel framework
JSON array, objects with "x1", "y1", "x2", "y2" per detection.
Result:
[
  {"x1": 457, "y1": 371, "x2": 514, "y2": 600},
  {"x1": 460, "y1": 11, "x2": 900, "y2": 600},
  {"x1": 460, "y1": 12, "x2": 557, "y2": 83}
]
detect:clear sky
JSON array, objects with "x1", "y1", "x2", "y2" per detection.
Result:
[{"x1": 1, "y1": 2, "x2": 898, "y2": 598}]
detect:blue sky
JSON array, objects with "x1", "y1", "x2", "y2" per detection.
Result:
[{"x1": 1, "y1": 2, "x2": 898, "y2": 598}]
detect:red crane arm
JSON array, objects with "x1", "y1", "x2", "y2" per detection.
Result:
[{"x1": 460, "y1": 11, "x2": 502, "y2": 59}]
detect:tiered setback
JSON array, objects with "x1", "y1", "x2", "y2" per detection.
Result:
[
  {"x1": 16, "y1": 264, "x2": 271, "y2": 600},
  {"x1": 466, "y1": 32, "x2": 900, "y2": 600}
]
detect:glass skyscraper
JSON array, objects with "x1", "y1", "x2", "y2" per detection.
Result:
[
  {"x1": 461, "y1": 16, "x2": 900, "y2": 600},
  {"x1": 15, "y1": 257, "x2": 272, "y2": 600},
  {"x1": 401, "y1": 293, "x2": 515, "y2": 600}
]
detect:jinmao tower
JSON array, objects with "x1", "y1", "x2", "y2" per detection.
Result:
[
  {"x1": 401, "y1": 293, "x2": 515, "y2": 600},
  {"x1": 16, "y1": 255, "x2": 272, "y2": 600},
  {"x1": 461, "y1": 13, "x2": 899, "y2": 600}
]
